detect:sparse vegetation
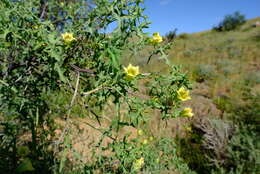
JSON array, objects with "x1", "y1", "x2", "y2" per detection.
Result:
[
  {"x1": 193, "y1": 64, "x2": 216, "y2": 82},
  {"x1": 178, "y1": 32, "x2": 189, "y2": 39}
]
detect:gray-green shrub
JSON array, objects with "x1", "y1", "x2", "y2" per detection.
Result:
[{"x1": 193, "y1": 64, "x2": 216, "y2": 82}]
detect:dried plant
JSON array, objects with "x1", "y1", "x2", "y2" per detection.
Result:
[{"x1": 193, "y1": 118, "x2": 235, "y2": 166}]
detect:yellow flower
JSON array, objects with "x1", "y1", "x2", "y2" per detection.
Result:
[
  {"x1": 123, "y1": 64, "x2": 139, "y2": 80},
  {"x1": 142, "y1": 139, "x2": 148, "y2": 145},
  {"x1": 133, "y1": 157, "x2": 144, "y2": 170},
  {"x1": 177, "y1": 87, "x2": 191, "y2": 101},
  {"x1": 150, "y1": 32, "x2": 163, "y2": 44},
  {"x1": 137, "y1": 129, "x2": 143, "y2": 136},
  {"x1": 62, "y1": 32, "x2": 76, "y2": 44},
  {"x1": 149, "y1": 136, "x2": 154, "y2": 141},
  {"x1": 181, "y1": 108, "x2": 194, "y2": 118}
]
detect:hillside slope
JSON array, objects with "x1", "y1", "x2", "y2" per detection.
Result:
[
  {"x1": 130, "y1": 17, "x2": 260, "y2": 118},
  {"x1": 140, "y1": 17, "x2": 260, "y2": 174}
]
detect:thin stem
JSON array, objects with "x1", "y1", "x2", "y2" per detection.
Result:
[
  {"x1": 67, "y1": 71, "x2": 80, "y2": 119},
  {"x1": 116, "y1": 102, "x2": 121, "y2": 133}
]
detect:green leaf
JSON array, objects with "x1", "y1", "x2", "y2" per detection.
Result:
[
  {"x1": 16, "y1": 158, "x2": 34, "y2": 173},
  {"x1": 0, "y1": 80, "x2": 9, "y2": 86},
  {"x1": 54, "y1": 63, "x2": 66, "y2": 82},
  {"x1": 108, "y1": 48, "x2": 119, "y2": 69},
  {"x1": 17, "y1": 146, "x2": 30, "y2": 157},
  {"x1": 48, "y1": 33, "x2": 58, "y2": 45},
  {"x1": 50, "y1": 49, "x2": 62, "y2": 62}
]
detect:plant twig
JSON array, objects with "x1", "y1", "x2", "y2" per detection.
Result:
[
  {"x1": 82, "y1": 86, "x2": 111, "y2": 96},
  {"x1": 40, "y1": 1, "x2": 48, "y2": 19},
  {"x1": 82, "y1": 121, "x2": 116, "y2": 141},
  {"x1": 70, "y1": 64, "x2": 95, "y2": 75},
  {"x1": 66, "y1": 71, "x2": 80, "y2": 119}
]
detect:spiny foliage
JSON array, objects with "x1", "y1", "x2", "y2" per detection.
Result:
[{"x1": 0, "y1": 0, "x2": 194, "y2": 173}]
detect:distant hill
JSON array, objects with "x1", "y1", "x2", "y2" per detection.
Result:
[{"x1": 126, "y1": 17, "x2": 260, "y2": 118}]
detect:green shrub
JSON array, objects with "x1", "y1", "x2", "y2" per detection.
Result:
[
  {"x1": 223, "y1": 125, "x2": 260, "y2": 174},
  {"x1": 211, "y1": 125, "x2": 260, "y2": 174},
  {"x1": 214, "y1": 95, "x2": 233, "y2": 113},
  {"x1": 177, "y1": 118, "x2": 233, "y2": 174},
  {"x1": 178, "y1": 117, "x2": 259, "y2": 174},
  {"x1": 215, "y1": 59, "x2": 237, "y2": 76},
  {"x1": 213, "y1": 11, "x2": 246, "y2": 32},
  {"x1": 252, "y1": 31, "x2": 260, "y2": 42},
  {"x1": 244, "y1": 71, "x2": 260, "y2": 86},
  {"x1": 222, "y1": 90, "x2": 260, "y2": 174},
  {"x1": 231, "y1": 90, "x2": 260, "y2": 130},
  {"x1": 0, "y1": 0, "x2": 193, "y2": 173},
  {"x1": 180, "y1": 89, "x2": 260, "y2": 174},
  {"x1": 176, "y1": 132, "x2": 211, "y2": 174},
  {"x1": 183, "y1": 49, "x2": 194, "y2": 57},
  {"x1": 82, "y1": 137, "x2": 195, "y2": 174},
  {"x1": 192, "y1": 64, "x2": 216, "y2": 82}
]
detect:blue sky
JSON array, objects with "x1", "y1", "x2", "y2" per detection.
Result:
[{"x1": 144, "y1": 0, "x2": 260, "y2": 35}]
